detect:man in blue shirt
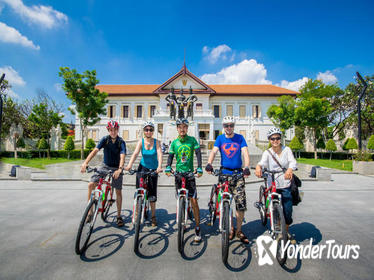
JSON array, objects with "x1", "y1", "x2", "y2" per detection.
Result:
[
  {"x1": 206, "y1": 116, "x2": 251, "y2": 244},
  {"x1": 80, "y1": 120, "x2": 127, "y2": 227}
]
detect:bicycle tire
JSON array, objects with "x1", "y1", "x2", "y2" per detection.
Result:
[
  {"x1": 101, "y1": 187, "x2": 113, "y2": 222},
  {"x1": 273, "y1": 201, "x2": 287, "y2": 265},
  {"x1": 75, "y1": 198, "x2": 98, "y2": 255},
  {"x1": 208, "y1": 184, "x2": 217, "y2": 226},
  {"x1": 259, "y1": 185, "x2": 268, "y2": 226},
  {"x1": 177, "y1": 196, "x2": 186, "y2": 254},
  {"x1": 221, "y1": 200, "x2": 230, "y2": 264},
  {"x1": 134, "y1": 196, "x2": 143, "y2": 253}
]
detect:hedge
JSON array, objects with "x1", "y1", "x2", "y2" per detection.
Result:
[
  {"x1": 297, "y1": 151, "x2": 374, "y2": 160},
  {"x1": 0, "y1": 149, "x2": 91, "y2": 159}
]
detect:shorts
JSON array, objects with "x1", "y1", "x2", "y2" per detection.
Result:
[
  {"x1": 219, "y1": 175, "x2": 247, "y2": 211},
  {"x1": 136, "y1": 164, "x2": 158, "y2": 202},
  {"x1": 175, "y1": 172, "x2": 197, "y2": 199},
  {"x1": 90, "y1": 164, "x2": 123, "y2": 190}
]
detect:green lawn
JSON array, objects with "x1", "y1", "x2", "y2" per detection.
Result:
[
  {"x1": 0, "y1": 157, "x2": 80, "y2": 169},
  {"x1": 296, "y1": 158, "x2": 352, "y2": 171}
]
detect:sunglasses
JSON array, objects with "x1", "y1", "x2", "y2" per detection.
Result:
[
  {"x1": 144, "y1": 128, "x2": 154, "y2": 132},
  {"x1": 223, "y1": 124, "x2": 235, "y2": 128},
  {"x1": 270, "y1": 137, "x2": 281, "y2": 141}
]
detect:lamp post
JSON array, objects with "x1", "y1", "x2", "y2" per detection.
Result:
[
  {"x1": 0, "y1": 73, "x2": 5, "y2": 151},
  {"x1": 356, "y1": 72, "x2": 368, "y2": 151}
]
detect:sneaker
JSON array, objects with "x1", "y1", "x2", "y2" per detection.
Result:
[{"x1": 194, "y1": 227, "x2": 202, "y2": 242}]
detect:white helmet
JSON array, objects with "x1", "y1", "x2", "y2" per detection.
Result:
[
  {"x1": 267, "y1": 127, "x2": 282, "y2": 139},
  {"x1": 143, "y1": 121, "x2": 154, "y2": 129},
  {"x1": 222, "y1": 116, "x2": 235, "y2": 124}
]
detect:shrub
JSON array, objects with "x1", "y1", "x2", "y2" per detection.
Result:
[
  {"x1": 16, "y1": 137, "x2": 25, "y2": 148},
  {"x1": 326, "y1": 139, "x2": 337, "y2": 160},
  {"x1": 353, "y1": 151, "x2": 373, "y2": 162},
  {"x1": 85, "y1": 138, "x2": 96, "y2": 151},
  {"x1": 64, "y1": 136, "x2": 75, "y2": 159},
  {"x1": 316, "y1": 138, "x2": 326, "y2": 150},
  {"x1": 367, "y1": 135, "x2": 374, "y2": 150}
]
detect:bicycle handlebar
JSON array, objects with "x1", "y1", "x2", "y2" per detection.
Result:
[{"x1": 127, "y1": 169, "x2": 158, "y2": 177}]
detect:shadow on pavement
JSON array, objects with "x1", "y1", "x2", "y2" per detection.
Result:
[
  {"x1": 281, "y1": 252, "x2": 302, "y2": 273},
  {"x1": 225, "y1": 240, "x2": 252, "y2": 272},
  {"x1": 181, "y1": 232, "x2": 208, "y2": 260},
  {"x1": 290, "y1": 222, "x2": 323, "y2": 245}
]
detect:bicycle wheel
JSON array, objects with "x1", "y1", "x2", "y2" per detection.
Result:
[
  {"x1": 101, "y1": 187, "x2": 114, "y2": 222},
  {"x1": 221, "y1": 200, "x2": 230, "y2": 264},
  {"x1": 177, "y1": 196, "x2": 186, "y2": 254},
  {"x1": 75, "y1": 198, "x2": 98, "y2": 255},
  {"x1": 208, "y1": 184, "x2": 217, "y2": 226},
  {"x1": 259, "y1": 185, "x2": 268, "y2": 226},
  {"x1": 273, "y1": 201, "x2": 287, "y2": 265},
  {"x1": 133, "y1": 196, "x2": 143, "y2": 253}
]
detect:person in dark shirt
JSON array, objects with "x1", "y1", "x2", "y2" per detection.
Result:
[{"x1": 80, "y1": 120, "x2": 127, "y2": 227}]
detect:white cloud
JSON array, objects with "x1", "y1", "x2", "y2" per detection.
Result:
[
  {"x1": 202, "y1": 44, "x2": 232, "y2": 64},
  {"x1": 317, "y1": 70, "x2": 338, "y2": 84},
  {"x1": 5, "y1": 88, "x2": 19, "y2": 99},
  {"x1": 0, "y1": 66, "x2": 26, "y2": 86},
  {"x1": 0, "y1": 22, "x2": 40, "y2": 50},
  {"x1": 200, "y1": 59, "x2": 272, "y2": 84},
  {"x1": 277, "y1": 77, "x2": 309, "y2": 91},
  {"x1": 1, "y1": 0, "x2": 68, "y2": 29}
]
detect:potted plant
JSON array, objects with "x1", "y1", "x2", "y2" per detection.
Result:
[{"x1": 353, "y1": 151, "x2": 374, "y2": 175}]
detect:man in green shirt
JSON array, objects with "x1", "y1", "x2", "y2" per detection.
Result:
[{"x1": 165, "y1": 118, "x2": 203, "y2": 242}]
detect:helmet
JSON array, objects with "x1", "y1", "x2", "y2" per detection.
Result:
[
  {"x1": 107, "y1": 120, "x2": 119, "y2": 130},
  {"x1": 176, "y1": 118, "x2": 189, "y2": 126},
  {"x1": 143, "y1": 121, "x2": 154, "y2": 129},
  {"x1": 267, "y1": 127, "x2": 282, "y2": 139},
  {"x1": 222, "y1": 116, "x2": 235, "y2": 124}
]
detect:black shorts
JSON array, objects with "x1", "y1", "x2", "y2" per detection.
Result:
[
  {"x1": 136, "y1": 164, "x2": 158, "y2": 202},
  {"x1": 175, "y1": 173, "x2": 197, "y2": 199}
]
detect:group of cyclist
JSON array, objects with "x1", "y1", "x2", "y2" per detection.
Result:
[{"x1": 80, "y1": 115, "x2": 298, "y2": 243}]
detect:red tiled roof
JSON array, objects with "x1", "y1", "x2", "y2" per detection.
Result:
[{"x1": 96, "y1": 84, "x2": 298, "y2": 96}]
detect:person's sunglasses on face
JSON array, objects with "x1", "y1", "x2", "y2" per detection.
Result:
[
  {"x1": 270, "y1": 137, "x2": 281, "y2": 141},
  {"x1": 223, "y1": 124, "x2": 235, "y2": 128},
  {"x1": 144, "y1": 128, "x2": 154, "y2": 132}
]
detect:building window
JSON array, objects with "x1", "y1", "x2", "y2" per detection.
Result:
[
  {"x1": 239, "y1": 105, "x2": 246, "y2": 118},
  {"x1": 122, "y1": 105, "x2": 129, "y2": 118},
  {"x1": 226, "y1": 105, "x2": 233, "y2": 116},
  {"x1": 107, "y1": 105, "x2": 115, "y2": 118},
  {"x1": 213, "y1": 105, "x2": 220, "y2": 118},
  {"x1": 252, "y1": 105, "x2": 261, "y2": 118},
  {"x1": 136, "y1": 105, "x2": 142, "y2": 118},
  {"x1": 196, "y1": 103, "x2": 203, "y2": 111},
  {"x1": 150, "y1": 105, "x2": 156, "y2": 118},
  {"x1": 214, "y1": 130, "x2": 220, "y2": 139}
]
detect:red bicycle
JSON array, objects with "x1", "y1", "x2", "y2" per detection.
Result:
[
  {"x1": 75, "y1": 166, "x2": 117, "y2": 255},
  {"x1": 208, "y1": 169, "x2": 243, "y2": 264},
  {"x1": 254, "y1": 168, "x2": 288, "y2": 265}
]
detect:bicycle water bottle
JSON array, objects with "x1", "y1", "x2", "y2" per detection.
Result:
[{"x1": 265, "y1": 195, "x2": 270, "y2": 208}]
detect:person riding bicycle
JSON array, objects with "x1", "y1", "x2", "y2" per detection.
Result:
[
  {"x1": 255, "y1": 127, "x2": 297, "y2": 240},
  {"x1": 205, "y1": 116, "x2": 251, "y2": 244},
  {"x1": 80, "y1": 120, "x2": 126, "y2": 227},
  {"x1": 125, "y1": 121, "x2": 163, "y2": 227},
  {"x1": 165, "y1": 118, "x2": 203, "y2": 242}
]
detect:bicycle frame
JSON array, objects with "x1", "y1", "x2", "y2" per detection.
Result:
[
  {"x1": 217, "y1": 182, "x2": 233, "y2": 232},
  {"x1": 176, "y1": 175, "x2": 190, "y2": 227},
  {"x1": 132, "y1": 176, "x2": 149, "y2": 225}
]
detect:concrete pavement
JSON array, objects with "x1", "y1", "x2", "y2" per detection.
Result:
[{"x1": 0, "y1": 173, "x2": 373, "y2": 279}]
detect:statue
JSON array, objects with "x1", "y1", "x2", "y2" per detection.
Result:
[
  {"x1": 165, "y1": 87, "x2": 177, "y2": 120},
  {"x1": 186, "y1": 86, "x2": 197, "y2": 120},
  {"x1": 176, "y1": 87, "x2": 187, "y2": 119}
]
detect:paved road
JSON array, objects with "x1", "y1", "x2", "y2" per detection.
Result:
[{"x1": 0, "y1": 174, "x2": 373, "y2": 280}]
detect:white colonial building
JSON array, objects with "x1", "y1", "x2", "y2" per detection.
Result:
[{"x1": 75, "y1": 65, "x2": 298, "y2": 147}]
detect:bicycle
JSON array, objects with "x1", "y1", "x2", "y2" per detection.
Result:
[
  {"x1": 207, "y1": 169, "x2": 243, "y2": 264},
  {"x1": 254, "y1": 168, "x2": 288, "y2": 265},
  {"x1": 75, "y1": 166, "x2": 119, "y2": 255},
  {"x1": 169, "y1": 168, "x2": 196, "y2": 254},
  {"x1": 128, "y1": 169, "x2": 158, "y2": 253}
]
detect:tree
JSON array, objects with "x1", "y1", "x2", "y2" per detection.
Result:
[
  {"x1": 64, "y1": 136, "x2": 75, "y2": 159},
  {"x1": 38, "y1": 138, "x2": 49, "y2": 158},
  {"x1": 295, "y1": 79, "x2": 333, "y2": 159},
  {"x1": 28, "y1": 103, "x2": 64, "y2": 159},
  {"x1": 368, "y1": 135, "x2": 374, "y2": 151},
  {"x1": 326, "y1": 139, "x2": 337, "y2": 160},
  {"x1": 289, "y1": 136, "x2": 304, "y2": 158},
  {"x1": 267, "y1": 95, "x2": 296, "y2": 137},
  {"x1": 85, "y1": 138, "x2": 96, "y2": 151},
  {"x1": 316, "y1": 138, "x2": 325, "y2": 150},
  {"x1": 16, "y1": 137, "x2": 25, "y2": 149},
  {"x1": 59, "y1": 67, "x2": 108, "y2": 159},
  {"x1": 346, "y1": 138, "x2": 358, "y2": 152}
]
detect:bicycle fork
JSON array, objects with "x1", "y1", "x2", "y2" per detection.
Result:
[
  {"x1": 219, "y1": 192, "x2": 233, "y2": 233},
  {"x1": 88, "y1": 188, "x2": 103, "y2": 224},
  {"x1": 132, "y1": 187, "x2": 147, "y2": 224},
  {"x1": 176, "y1": 189, "x2": 189, "y2": 227},
  {"x1": 269, "y1": 192, "x2": 283, "y2": 235}
]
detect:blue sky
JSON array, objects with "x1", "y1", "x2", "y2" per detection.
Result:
[{"x1": 0, "y1": 0, "x2": 373, "y2": 122}]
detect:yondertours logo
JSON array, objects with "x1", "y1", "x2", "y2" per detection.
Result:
[{"x1": 256, "y1": 236, "x2": 360, "y2": 266}]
